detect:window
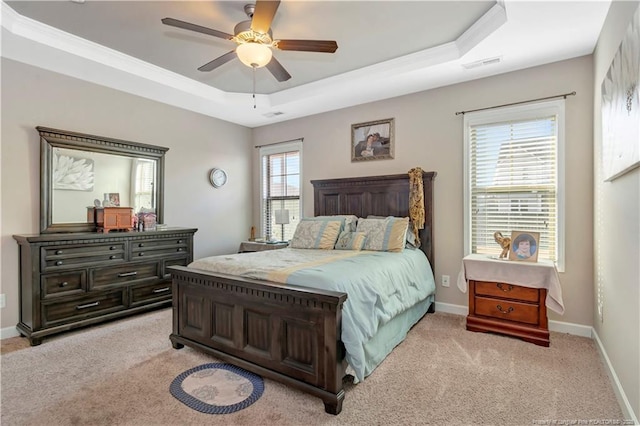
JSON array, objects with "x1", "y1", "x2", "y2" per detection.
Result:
[
  {"x1": 463, "y1": 100, "x2": 565, "y2": 270},
  {"x1": 131, "y1": 159, "x2": 156, "y2": 212},
  {"x1": 260, "y1": 140, "x2": 302, "y2": 241}
]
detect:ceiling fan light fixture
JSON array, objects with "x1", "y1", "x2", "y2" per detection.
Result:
[{"x1": 236, "y1": 42, "x2": 272, "y2": 68}]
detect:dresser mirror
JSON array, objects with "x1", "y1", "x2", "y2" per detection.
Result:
[{"x1": 39, "y1": 127, "x2": 168, "y2": 233}]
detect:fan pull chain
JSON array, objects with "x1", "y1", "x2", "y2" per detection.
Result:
[{"x1": 252, "y1": 66, "x2": 256, "y2": 109}]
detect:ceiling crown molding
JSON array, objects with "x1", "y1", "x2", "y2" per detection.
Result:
[{"x1": 1, "y1": 1, "x2": 507, "y2": 127}]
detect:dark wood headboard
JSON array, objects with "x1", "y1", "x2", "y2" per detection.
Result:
[{"x1": 311, "y1": 171, "x2": 436, "y2": 268}]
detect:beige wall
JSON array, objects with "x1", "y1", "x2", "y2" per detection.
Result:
[
  {"x1": 0, "y1": 58, "x2": 254, "y2": 331},
  {"x1": 593, "y1": 0, "x2": 640, "y2": 420},
  {"x1": 253, "y1": 56, "x2": 595, "y2": 327}
]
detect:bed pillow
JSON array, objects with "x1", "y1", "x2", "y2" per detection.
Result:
[
  {"x1": 368, "y1": 215, "x2": 419, "y2": 248},
  {"x1": 313, "y1": 215, "x2": 358, "y2": 232},
  {"x1": 290, "y1": 219, "x2": 342, "y2": 249},
  {"x1": 356, "y1": 216, "x2": 409, "y2": 252},
  {"x1": 334, "y1": 231, "x2": 367, "y2": 250}
]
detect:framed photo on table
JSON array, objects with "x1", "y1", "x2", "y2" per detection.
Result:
[{"x1": 509, "y1": 230, "x2": 540, "y2": 262}]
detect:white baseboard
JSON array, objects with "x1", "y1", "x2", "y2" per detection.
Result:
[
  {"x1": 592, "y1": 329, "x2": 639, "y2": 425},
  {"x1": 434, "y1": 301, "x2": 593, "y2": 337},
  {"x1": 434, "y1": 301, "x2": 468, "y2": 316},
  {"x1": 1, "y1": 324, "x2": 20, "y2": 339}
]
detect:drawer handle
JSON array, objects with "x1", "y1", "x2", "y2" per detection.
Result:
[
  {"x1": 109, "y1": 255, "x2": 117, "y2": 260},
  {"x1": 177, "y1": 240, "x2": 183, "y2": 244},
  {"x1": 76, "y1": 301, "x2": 100, "y2": 310},
  {"x1": 177, "y1": 248, "x2": 183, "y2": 252},
  {"x1": 110, "y1": 246, "x2": 117, "y2": 250},
  {"x1": 59, "y1": 281, "x2": 69, "y2": 288},
  {"x1": 117, "y1": 272, "x2": 137, "y2": 278},
  {"x1": 496, "y1": 283, "x2": 514, "y2": 292},
  {"x1": 138, "y1": 252, "x2": 144, "y2": 257},
  {"x1": 138, "y1": 243, "x2": 145, "y2": 247},
  {"x1": 152, "y1": 287, "x2": 170, "y2": 294},
  {"x1": 55, "y1": 261, "x2": 63, "y2": 266},
  {"x1": 496, "y1": 304, "x2": 514, "y2": 315},
  {"x1": 55, "y1": 250, "x2": 63, "y2": 255}
]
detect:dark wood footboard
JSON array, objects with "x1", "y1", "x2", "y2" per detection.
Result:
[{"x1": 168, "y1": 265, "x2": 349, "y2": 415}]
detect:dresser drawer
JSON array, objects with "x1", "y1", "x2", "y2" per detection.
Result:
[
  {"x1": 42, "y1": 290, "x2": 126, "y2": 326},
  {"x1": 90, "y1": 262, "x2": 160, "y2": 289},
  {"x1": 162, "y1": 256, "x2": 190, "y2": 279},
  {"x1": 42, "y1": 243, "x2": 126, "y2": 271},
  {"x1": 474, "y1": 296, "x2": 539, "y2": 325},
  {"x1": 130, "y1": 281, "x2": 172, "y2": 306},
  {"x1": 474, "y1": 281, "x2": 539, "y2": 302},
  {"x1": 131, "y1": 237, "x2": 189, "y2": 259},
  {"x1": 41, "y1": 271, "x2": 86, "y2": 298}
]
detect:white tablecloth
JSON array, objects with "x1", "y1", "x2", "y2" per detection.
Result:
[{"x1": 457, "y1": 253, "x2": 565, "y2": 315}]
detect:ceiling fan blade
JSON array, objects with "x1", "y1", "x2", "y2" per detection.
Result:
[
  {"x1": 251, "y1": 0, "x2": 280, "y2": 34},
  {"x1": 198, "y1": 50, "x2": 237, "y2": 72},
  {"x1": 161, "y1": 17, "x2": 233, "y2": 40},
  {"x1": 275, "y1": 39, "x2": 338, "y2": 53},
  {"x1": 266, "y1": 56, "x2": 292, "y2": 82}
]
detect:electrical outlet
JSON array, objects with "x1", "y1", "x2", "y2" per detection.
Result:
[
  {"x1": 0, "y1": 294, "x2": 5, "y2": 308},
  {"x1": 442, "y1": 275, "x2": 450, "y2": 287}
]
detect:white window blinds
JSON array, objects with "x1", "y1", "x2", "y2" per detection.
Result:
[
  {"x1": 260, "y1": 140, "x2": 302, "y2": 241},
  {"x1": 464, "y1": 100, "x2": 565, "y2": 267}
]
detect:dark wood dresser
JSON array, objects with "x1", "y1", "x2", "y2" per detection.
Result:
[
  {"x1": 13, "y1": 227, "x2": 197, "y2": 345},
  {"x1": 466, "y1": 280, "x2": 549, "y2": 347}
]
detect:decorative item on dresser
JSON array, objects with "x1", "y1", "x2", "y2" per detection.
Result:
[
  {"x1": 87, "y1": 206, "x2": 134, "y2": 233},
  {"x1": 13, "y1": 228, "x2": 197, "y2": 346},
  {"x1": 458, "y1": 253, "x2": 565, "y2": 347}
]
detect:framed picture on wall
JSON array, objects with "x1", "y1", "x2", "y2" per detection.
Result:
[
  {"x1": 601, "y1": 7, "x2": 640, "y2": 181},
  {"x1": 509, "y1": 230, "x2": 540, "y2": 262},
  {"x1": 351, "y1": 118, "x2": 394, "y2": 162}
]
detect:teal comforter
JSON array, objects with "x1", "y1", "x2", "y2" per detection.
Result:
[
  {"x1": 189, "y1": 247, "x2": 435, "y2": 382},
  {"x1": 281, "y1": 248, "x2": 435, "y2": 381}
]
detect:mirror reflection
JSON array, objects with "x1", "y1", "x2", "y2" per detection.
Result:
[
  {"x1": 52, "y1": 148, "x2": 157, "y2": 223},
  {"x1": 39, "y1": 126, "x2": 167, "y2": 233}
]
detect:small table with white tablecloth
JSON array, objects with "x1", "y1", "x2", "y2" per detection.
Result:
[{"x1": 457, "y1": 254, "x2": 564, "y2": 347}]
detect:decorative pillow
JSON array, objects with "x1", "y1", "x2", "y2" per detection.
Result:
[
  {"x1": 290, "y1": 219, "x2": 342, "y2": 249},
  {"x1": 313, "y1": 215, "x2": 358, "y2": 232},
  {"x1": 405, "y1": 226, "x2": 419, "y2": 248},
  {"x1": 368, "y1": 215, "x2": 419, "y2": 248},
  {"x1": 356, "y1": 217, "x2": 409, "y2": 252},
  {"x1": 334, "y1": 231, "x2": 367, "y2": 250}
]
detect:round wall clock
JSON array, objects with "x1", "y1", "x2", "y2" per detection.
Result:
[{"x1": 209, "y1": 168, "x2": 228, "y2": 188}]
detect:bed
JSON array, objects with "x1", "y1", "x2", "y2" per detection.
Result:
[{"x1": 168, "y1": 171, "x2": 436, "y2": 414}]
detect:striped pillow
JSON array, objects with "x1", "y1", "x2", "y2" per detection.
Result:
[
  {"x1": 334, "y1": 231, "x2": 367, "y2": 250},
  {"x1": 290, "y1": 219, "x2": 342, "y2": 249},
  {"x1": 356, "y1": 217, "x2": 409, "y2": 252}
]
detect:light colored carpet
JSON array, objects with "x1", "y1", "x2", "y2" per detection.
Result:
[{"x1": 0, "y1": 308, "x2": 626, "y2": 425}]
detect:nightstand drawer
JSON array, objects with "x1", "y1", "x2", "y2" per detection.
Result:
[
  {"x1": 474, "y1": 296, "x2": 539, "y2": 325},
  {"x1": 474, "y1": 281, "x2": 539, "y2": 302}
]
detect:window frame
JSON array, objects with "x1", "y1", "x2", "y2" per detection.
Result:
[
  {"x1": 259, "y1": 140, "x2": 303, "y2": 241},
  {"x1": 463, "y1": 99, "x2": 565, "y2": 271}
]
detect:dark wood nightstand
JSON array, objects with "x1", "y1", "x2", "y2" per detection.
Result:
[{"x1": 238, "y1": 241, "x2": 288, "y2": 253}]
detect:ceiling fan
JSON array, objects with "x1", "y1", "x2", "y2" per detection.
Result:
[{"x1": 161, "y1": 0, "x2": 338, "y2": 82}]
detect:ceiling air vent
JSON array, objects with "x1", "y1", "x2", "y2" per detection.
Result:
[
  {"x1": 462, "y1": 56, "x2": 502, "y2": 70},
  {"x1": 263, "y1": 112, "x2": 285, "y2": 118}
]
